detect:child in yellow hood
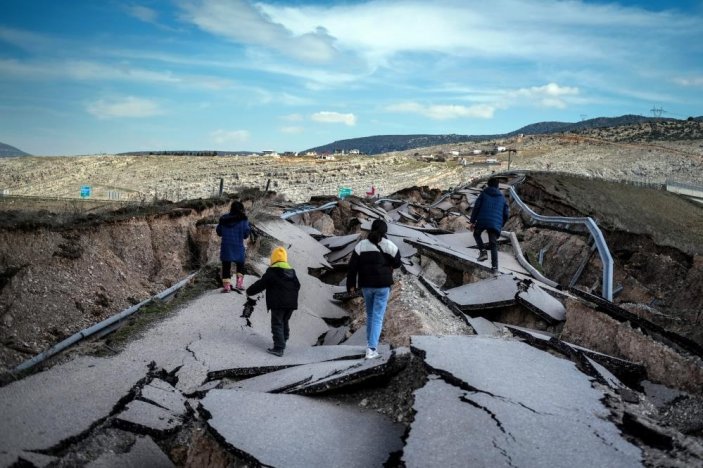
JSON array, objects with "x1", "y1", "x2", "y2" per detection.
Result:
[{"x1": 246, "y1": 246, "x2": 301, "y2": 357}]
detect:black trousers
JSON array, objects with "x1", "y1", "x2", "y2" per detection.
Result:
[
  {"x1": 221, "y1": 261, "x2": 244, "y2": 279},
  {"x1": 473, "y1": 228, "x2": 499, "y2": 268},
  {"x1": 270, "y1": 308, "x2": 294, "y2": 351}
]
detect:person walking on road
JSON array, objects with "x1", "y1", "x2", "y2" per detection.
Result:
[
  {"x1": 346, "y1": 219, "x2": 402, "y2": 359},
  {"x1": 246, "y1": 246, "x2": 301, "y2": 357},
  {"x1": 469, "y1": 178, "x2": 510, "y2": 272},
  {"x1": 216, "y1": 200, "x2": 251, "y2": 292}
]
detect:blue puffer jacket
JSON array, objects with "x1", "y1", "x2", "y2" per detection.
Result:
[
  {"x1": 216, "y1": 213, "x2": 250, "y2": 262},
  {"x1": 470, "y1": 186, "x2": 510, "y2": 232}
]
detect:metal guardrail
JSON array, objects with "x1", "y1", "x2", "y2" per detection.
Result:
[
  {"x1": 12, "y1": 273, "x2": 197, "y2": 374},
  {"x1": 508, "y1": 186, "x2": 613, "y2": 301},
  {"x1": 281, "y1": 201, "x2": 338, "y2": 220}
]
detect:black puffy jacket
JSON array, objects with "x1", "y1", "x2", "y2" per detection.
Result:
[
  {"x1": 246, "y1": 264, "x2": 300, "y2": 310},
  {"x1": 347, "y1": 238, "x2": 402, "y2": 290}
]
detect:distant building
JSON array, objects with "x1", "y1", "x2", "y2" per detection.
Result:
[
  {"x1": 304, "y1": 151, "x2": 318, "y2": 156},
  {"x1": 261, "y1": 150, "x2": 279, "y2": 157},
  {"x1": 317, "y1": 154, "x2": 336, "y2": 161}
]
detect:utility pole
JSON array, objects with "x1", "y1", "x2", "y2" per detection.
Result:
[{"x1": 650, "y1": 106, "x2": 664, "y2": 118}]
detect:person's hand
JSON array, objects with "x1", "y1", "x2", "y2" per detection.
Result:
[{"x1": 348, "y1": 287, "x2": 356, "y2": 294}]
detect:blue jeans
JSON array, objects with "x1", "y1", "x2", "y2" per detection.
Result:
[{"x1": 362, "y1": 287, "x2": 391, "y2": 350}]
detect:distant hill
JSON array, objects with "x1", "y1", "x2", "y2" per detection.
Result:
[
  {"x1": 306, "y1": 115, "x2": 678, "y2": 155},
  {"x1": 0, "y1": 142, "x2": 30, "y2": 157},
  {"x1": 117, "y1": 150, "x2": 259, "y2": 156}
]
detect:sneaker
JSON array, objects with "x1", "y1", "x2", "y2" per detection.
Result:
[
  {"x1": 235, "y1": 275, "x2": 244, "y2": 290},
  {"x1": 477, "y1": 250, "x2": 488, "y2": 262},
  {"x1": 222, "y1": 281, "x2": 231, "y2": 293},
  {"x1": 267, "y1": 348, "x2": 284, "y2": 357},
  {"x1": 365, "y1": 348, "x2": 380, "y2": 359}
]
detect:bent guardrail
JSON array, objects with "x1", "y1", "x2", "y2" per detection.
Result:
[{"x1": 508, "y1": 186, "x2": 613, "y2": 301}]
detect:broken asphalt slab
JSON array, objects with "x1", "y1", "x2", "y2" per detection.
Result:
[
  {"x1": 0, "y1": 356, "x2": 148, "y2": 466},
  {"x1": 445, "y1": 274, "x2": 519, "y2": 310},
  {"x1": 200, "y1": 389, "x2": 404, "y2": 467},
  {"x1": 229, "y1": 344, "x2": 395, "y2": 394},
  {"x1": 139, "y1": 379, "x2": 188, "y2": 416},
  {"x1": 85, "y1": 436, "x2": 174, "y2": 468},
  {"x1": 114, "y1": 399, "x2": 183, "y2": 436},
  {"x1": 516, "y1": 281, "x2": 566, "y2": 323},
  {"x1": 200, "y1": 338, "x2": 368, "y2": 379},
  {"x1": 406, "y1": 335, "x2": 642, "y2": 467}
]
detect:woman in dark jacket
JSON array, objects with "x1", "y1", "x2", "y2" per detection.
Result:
[
  {"x1": 246, "y1": 247, "x2": 301, "y2": 357},
  {"x1": 346, "y1": 219, "x2": 401, "y2": 359},
  {"x1": 216, "y1": 200, "x2": 251, "y2": 291}
]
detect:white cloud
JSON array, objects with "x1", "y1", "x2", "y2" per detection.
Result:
[
  {"x1": 508, "y1": 83, "x2": 580, "y2": 108},
  {"x1": 257, "y1": 0, "x2": 698, "y2": 67},
  {"x1": 0, "y1": 58, "x2": 181, "y2": 84},
  {"x1": 281, "y1": 113, "x2": 304, "y2": 122},
  {"x1": 0, "y1": 26, "x2": 66, "y2": 53},
  {"x1": 386, "y1": 102, "x2": 495, "y2": 120},
  {"x1": 311, "y1": 111, "x2": 356, "y2": 126},
  {"x1": 211, "y1": 129, "x2": 250, "y2": 144},
  {"x1": 86, "y1": 97, "x2": 163, "y2": 119},
  {"x1": 674, "y1": 77, "x2": 703, "y2": 87},
  {"x1": 179, "y1": 0, "x2": 339, "y2": 63},
  {"x1": 125, "y1": 5, "x2": 158, "y2": 23},
  {"x1": 280, "y1": 126, "x2": 304, "y2": 134}
]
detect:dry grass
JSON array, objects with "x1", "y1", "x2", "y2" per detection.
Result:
[{"x1": 526, "y1": 173, "x2": 703, "y2": 255}]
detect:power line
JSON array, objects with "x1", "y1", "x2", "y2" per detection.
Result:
[{"x1": 650, "y1": 106, "x2": 664, "y2": 118}]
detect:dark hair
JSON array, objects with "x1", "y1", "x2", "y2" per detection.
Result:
[
  {"x1": 229, "y1": 200, "x2": 247, "y2": 221},
  {"x1": 368, "y1": 219, "x2": 387, "y2": 244},
  {"x1": 230, "y1": 200, "x2": 245, "y2": 215},
  {"x1": 487, "y1": 178, "x2": 500, "y2": 188}
]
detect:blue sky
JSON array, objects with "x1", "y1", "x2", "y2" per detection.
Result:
[{"x1": 1, "y1": 0, "x2": 702, "y2": 155}]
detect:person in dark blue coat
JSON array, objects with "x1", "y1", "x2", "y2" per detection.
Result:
[
  {"x1": 216, "y1": 200, "x2": 251, "y2": 292},
  {"x1": 469, "y1": 178, "x2": 509, "y2": 271}
]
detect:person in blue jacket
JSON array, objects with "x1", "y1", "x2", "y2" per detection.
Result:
[
  {"x1": 469, "y1": 178, "x2": 509, "y2": 271},
  {"x1": 216, "y1": 200, "x2": 250, "y2": 291}
]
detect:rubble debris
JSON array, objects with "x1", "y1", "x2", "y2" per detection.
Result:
[{"x1": 201, "y1": 389, "x2": 405, "y2": 467}]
